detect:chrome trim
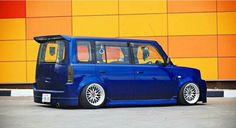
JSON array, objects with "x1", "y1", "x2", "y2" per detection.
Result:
[{"x1": 34, "y1": 89, "x2": 64, "y2": 93}]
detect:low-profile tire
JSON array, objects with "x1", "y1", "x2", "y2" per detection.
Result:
[
  {"x1": 80, "y1": 83, "x2": 105, "y2": 109},
  {"x1": 178, "y1": 83, "x2": 200, "y2": 105}
]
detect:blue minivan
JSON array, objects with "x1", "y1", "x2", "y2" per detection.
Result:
[{"x1": 33, "y1": 35, "x2": 207, "y2": 108}]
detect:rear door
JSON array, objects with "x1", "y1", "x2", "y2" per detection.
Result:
[
  {"x1": 95, "y1": 41, "x2": 135, "y2": 100},
  {"x1": 35, "y1": 36, "x2": 68, "y2": 91}
]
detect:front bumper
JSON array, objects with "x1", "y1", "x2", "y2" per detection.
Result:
[
  {"x1": 199, "y1": 80, "x2": 207, "y2": 103},
  {"x1": 33, "y1": 83, "x2": 79, "y2": 107}
]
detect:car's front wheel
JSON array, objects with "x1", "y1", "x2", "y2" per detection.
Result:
[
  {"x1": 178, "y1": 83, "x2": 200, "y2": 105},
  {"x1": 80, "y1": 83, "x2": 106, "y2": 109}
]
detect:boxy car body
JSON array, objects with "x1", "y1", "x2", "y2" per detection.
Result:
[{"x1": 33, "y1": 35, "x2": 207, "y2": 108}]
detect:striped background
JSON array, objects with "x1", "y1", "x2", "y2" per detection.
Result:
[{"x1": 0, "y1": 0, "x2": 236, "y2": 83}]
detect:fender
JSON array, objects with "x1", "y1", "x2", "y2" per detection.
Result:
[
  {"x1": 178, "y1": 77, "x2": 196, "y2": 88},
  {"x1": 177, "y1": 76, "x2": 206, "y2": 102},
  {"x1": 74, "y1": 75, "x2": 105, "y2": 97}
]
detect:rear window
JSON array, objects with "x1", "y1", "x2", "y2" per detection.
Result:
[
  {"x1": 76, "y1": 41, "x2": 92, "y2": 63},
  {"x1": 38, "y1": 40, "x2": 66, "y2": 63}
]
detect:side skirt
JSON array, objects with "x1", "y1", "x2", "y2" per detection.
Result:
[{"x1": 106, "y1": 99, "x2": 177, "y2": 107}]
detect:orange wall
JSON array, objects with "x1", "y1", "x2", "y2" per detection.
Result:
[{"x1": 0, "y1": 0, "x2": 236, "y2": 83}]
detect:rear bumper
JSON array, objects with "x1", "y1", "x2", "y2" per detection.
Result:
[{"x1": 33, "y1": 83, "x2": 79, "y2": 107}]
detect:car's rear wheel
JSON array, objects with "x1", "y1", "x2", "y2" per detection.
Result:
[
  {"x1": 179, "y1": 83, "x2": 200, "y2": 105},
  {"x1": 80, "y1": 83, "x2": 105, "y2": 109}
]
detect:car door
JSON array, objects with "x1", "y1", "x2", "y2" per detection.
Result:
[
  {"x1": 95, "y1": 41, "x2": 135, "y2": 100},
  {"x1": 131, "y1": 43, "x2": 177, "y2": 100}
]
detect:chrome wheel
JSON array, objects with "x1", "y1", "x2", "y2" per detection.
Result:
[
  {"x1": 85, "y1": 83, "x2": 105, "y2": 106},
  {"x1": 183, "y1": 83, "x2": 200, "y2": 104}
]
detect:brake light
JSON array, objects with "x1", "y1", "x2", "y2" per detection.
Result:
[{"x1": 67, "y1": 65, "x2": 74, "y2": 83}]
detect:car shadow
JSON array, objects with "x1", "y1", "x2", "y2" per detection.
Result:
[
  {"x1": 36, "y1": 103, "x2": 206, "y2": 110},
  {"x1": 101, "y1": 103, "x2": 206, "y2": 109},
  {"x1": 36, "y1": 104, "x2": 81, "y2": 110}
]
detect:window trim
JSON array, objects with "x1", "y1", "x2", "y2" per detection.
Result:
[
  {"x1": 95, "y1": 41, "x2": 131, "y2": 65},
  {"x1": 76, "y1": 40, "x2": 95, "y2": 64},
  {"x1": 129, "y1": 42, "x2": 165, "y2": 65}
]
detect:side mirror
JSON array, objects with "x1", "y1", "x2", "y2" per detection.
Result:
[
  {"x1": 155, "y1": 60, "x2": 164, "y2": 66},
  {"x1": 165, "y1": 57, "x2": 171, "y2": 65}
]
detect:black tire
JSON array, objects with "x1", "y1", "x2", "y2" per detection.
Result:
[
  {"x1": 80, "y1": 83, "x2": 105, "y2": 109},
  {"x1": 178, "y1": 83, "x2": 200, "y2": 105}
]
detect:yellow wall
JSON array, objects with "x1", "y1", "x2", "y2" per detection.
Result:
[{"x1": 0, "y1": 0, "x2": 236, "y2": 83}]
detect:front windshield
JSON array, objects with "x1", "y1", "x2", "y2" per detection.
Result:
[{"x1": 38, "y1": 40, "x2": 65, "y2": 63}]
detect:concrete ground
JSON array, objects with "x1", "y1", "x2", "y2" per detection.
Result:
[{"x1": 0, "y1": 97, "x2": 235, "y2": 128}]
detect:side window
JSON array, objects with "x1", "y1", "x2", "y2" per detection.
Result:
[
  {"x1": 106, "y1": 46, "x2": 130, "y2": 64},
  {"x1": 95, "y1": 41, "x2": 130, "y2": 64},
  {"x1": 76, "y1": 41, "x2": 92, "y2": 63},
  {"x1": 132, "y1": 43, "x2": 164, "y2": 65},
  {"x1": 96, "y1": 45, "x2": 106, "y2": 63}
]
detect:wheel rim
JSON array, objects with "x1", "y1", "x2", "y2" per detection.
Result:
[
  {"x1": 183, "y1": 83, "x2": 200, "y2": 104},
  {"x1": 85, "y1": 83, "x2": 105, "y2": 106}
]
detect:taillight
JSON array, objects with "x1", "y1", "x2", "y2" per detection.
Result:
[{"x1": 67, "y1": 65, "x2": 74, "y2": 83}]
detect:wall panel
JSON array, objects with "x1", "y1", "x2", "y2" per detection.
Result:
[
  {"x1": 26, "y1": 1, "x2": 71, "y2": 17},
  {"x1": 168, "y1": 0, "x2": 216, "y2": 13},
  {"x1": 218, "y1": 35, "x2": 236, "y2": 57},
  {"x1": 219, "y1": 58, "x2": 236, "y2": 80},
  {"x1": 0, "y1": 0, "x2": 236, "y2": 83},
  {"x1": 120, "y1": 14, "x2": 167, "y2": 37},
  {"x1": 0, "y1": 19, "x2": 25, "y2": 40},
  {"x1": 27, "y1": 61, "x2": 36, "y2": 83},
  {"x1": 119, "y1": 0, "x2": 166, "y2": 14},
  {"x1": 73, "y1": 16, "x2": 118, "y2": 37},
  {"x1": 27, "y1": 17, "x2": 72, "y2": 39},
  {"x1": 168, "y1": 13, "x2": 217, "y2": 36},
  {"x1": 169, "y1": 36, "x2": 217, "y2": 58},
  {"x1": 172, "y1": 58, "x2": 218, "y2": 80},
  {"x1": 72, "y1": 0, "x2": 118, "y2": 16},
  {"x1": 0, "y1": 41, "x2": 26, "y2": 61},
  {"x1": 217, "y1": 0, "x2": 236, "y2": 12},
  {"x1": 0, "y1": 1, "x2": 26, "y2": 18},
  {"x1": 27, "y1": 40, "x2": 39, "y2": 61},
  {"x1": 0, "y1": 62, "x2": 26, "y2": 83},
  {"x1": 218, "y1": 12, "x2": 236, "y2": 34}
]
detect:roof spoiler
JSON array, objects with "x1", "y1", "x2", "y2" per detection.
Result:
[{"x1": 34, "y1": 35, "x2": 69, "y2": 43}]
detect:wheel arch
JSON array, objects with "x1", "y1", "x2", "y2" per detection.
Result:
[
  {"x1": 75, "y1": 76, "x2": 106, "y2": 99},
  {"x1": 178, "y1": 77, "x2": 205, "y2": 103}
]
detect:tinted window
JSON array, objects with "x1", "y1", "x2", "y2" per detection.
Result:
[
  {"x1": 96, "y1": 45, "x2": 106, "y2": 63},
  {"x1": 132, "y1": 43, "x2": 164, "y2": 65},
  {"x1": 76, "y1": 41, "x2": 92, "y2": 62},
  {"x1": 106, "y1": 46, "x2": 130, "y2": 64},
  {"x1": 96, "y1": 41, "x2": 130, "y2": 64},
  {"x1": 39, "y1": 40, "x2": 65, "y2": 63}
]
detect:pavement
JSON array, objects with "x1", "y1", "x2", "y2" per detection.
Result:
[
  {"x1": 1, "y1": 89, "x2": 236, "y2": 97},
  {"x1": 0, "y1": 97, "x2": 235, "y2": 128}
]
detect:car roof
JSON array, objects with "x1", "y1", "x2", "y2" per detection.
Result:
[
  {"x1": 34, "y1": 35, "x2": 159, "y2": 45},
  {"x1": 72, "y1": 36, "x2": 155, "y2": 42}
]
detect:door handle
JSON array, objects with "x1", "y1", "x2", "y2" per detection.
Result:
[
  {"x1": 45, "y1": 80, "x2": 51, "y2": 83},
  {"x1": 99, "y1": 71, "x2": 106, "y2": 74},
  {"x1": 136, "y1": 71, "x2": 144, "y2": 74},
  {"x1": 44, "y1": 77, "x2": 51, "y2": 83}
]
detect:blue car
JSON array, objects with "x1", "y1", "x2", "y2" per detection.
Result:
[{"x1": 33, "y1": 35, "x2": 207, "y2": 108}]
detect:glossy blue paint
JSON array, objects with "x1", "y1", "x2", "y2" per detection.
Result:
[
  {"x1": 106, "y1": 99, "x2": 177, "y2": 106},
  {"x1": 33, "y1": 35, "x2": 207, "y2": 107}
]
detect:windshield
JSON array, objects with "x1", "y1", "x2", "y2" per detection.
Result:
[{"x1": 38, "y1": 40, "x2": 66, "y2": 63}]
